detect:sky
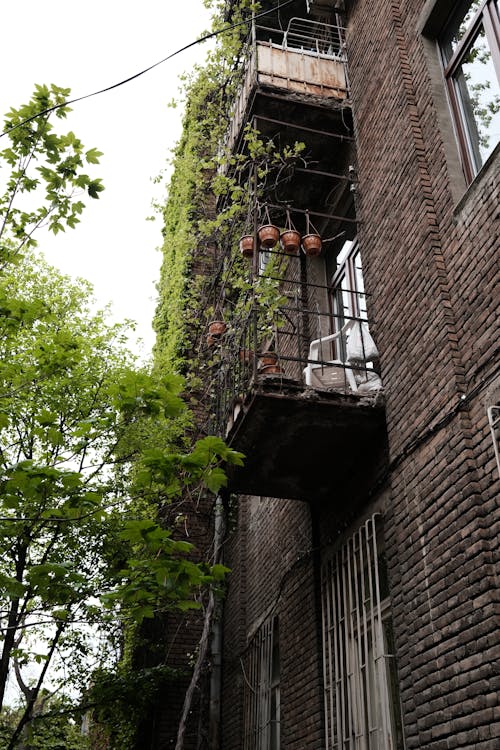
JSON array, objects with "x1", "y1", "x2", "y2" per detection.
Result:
[{"x1": 1, "y1": 0, "x2": 213, "y2": 358}]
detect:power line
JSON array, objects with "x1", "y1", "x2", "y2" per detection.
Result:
[{"x1": 0, "y1": 1, "x2": 294, "y2": 139}]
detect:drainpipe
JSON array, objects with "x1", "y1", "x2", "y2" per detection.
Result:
[{"x1": 208, "y1": 494, "x2": 226, "y2": 748}]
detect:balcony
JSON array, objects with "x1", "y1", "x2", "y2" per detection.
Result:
[
  {"x1": 221, "y1": 17, "x2": 350, "y2": 164},
  {"x1": 206, "y1": 264, "x2": 388, "y2": 502}
]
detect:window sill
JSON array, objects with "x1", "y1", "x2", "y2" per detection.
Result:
[{"x1": 453, "y1": 141, "x2": 500, "y2": 219}]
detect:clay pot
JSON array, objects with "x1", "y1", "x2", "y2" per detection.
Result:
[
  {"x1": 239, "y1": 235, "x2": 254, "y2": 258},
  {"x1": 257, "y1": 224, "x2": 280, "y2": 249},
  {"x1": 302, "y1": 233, "x2": 322, "y2": 256},
  {"x1": 280, "y1": 229, "x2": 301, "y2": 255},
  {"x1": 259, "y1": 351, "x2": 278, "y2": 366},
  {"x1": 260, "y1": 363, "x2": 283, "y2": 374},
  {"x1": 208, "y1": 320, "x2": 227, "y2": 336},
  {"x1": 258, "y1": 351, "x2": 283, "y2": 374}
]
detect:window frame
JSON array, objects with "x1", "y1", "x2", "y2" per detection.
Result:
[
  {"x1": 243, "y1": 615, "x2": 280, "y2": 750},
  {"x1": 321, "y1": 514, "x2": 405, "y2": 750},
  {"x1": 439, "y1": 0, "x2": 500, "y2": 183},
  {"x1": 487, "y1": 404, "x2": 500, "y2": 478}
]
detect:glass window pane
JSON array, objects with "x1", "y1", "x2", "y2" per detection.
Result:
[
  {"x1": 441, "y1": 0, "x2": 483, "y2": 63},
  {"x1": 453, "y1": 26, "x2": 500, "y2": 169}
]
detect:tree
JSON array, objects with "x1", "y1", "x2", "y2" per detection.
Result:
[
  {"x1": 0, "y1": 88, "x2": 242, "y2": 748},
  {"x1": 0, "y1": 83, "x2": 104, "y2": 267}
]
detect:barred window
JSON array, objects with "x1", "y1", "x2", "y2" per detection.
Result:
[
  {"x1": 321, "y1": 515, "x2": 405, "y2": 750},
  {"x1": 488, "y1": 404, "x2": 500, "y2": 477},
  {"x1": 243, "y1": 615, "x2": 280, "y2": 750}
]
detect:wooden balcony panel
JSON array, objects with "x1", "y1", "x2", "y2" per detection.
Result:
[
  {"x1": 225, "y1": 377, "x2": 388, "y2": 502},
  {"x1": 257, "y1": 45, "x2": 348, "y2": 99},
  {"x1": 225, "y1": 43, "x2": 349, "y2": 160}
]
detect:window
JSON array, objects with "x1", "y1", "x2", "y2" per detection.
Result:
[
  {"x1": 243, "y1": 616, "x2": 280, "y2": 750},
  {"x1": 488, "y1": 404, "x2": 500, "y2": 477},
  {"x1": 321, "y1": 515, "x2": 405, "y2": 750},
  {"x1": 439, "y1": 0, "x2": 500, "y2": 182},
  {"x1": 330, "y1": 239, "x2": 367, "y2": 325}
]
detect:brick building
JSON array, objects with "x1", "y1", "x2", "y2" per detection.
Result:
[{"x1": 153, "y1": 0, "x2": 499, "y2": 747}]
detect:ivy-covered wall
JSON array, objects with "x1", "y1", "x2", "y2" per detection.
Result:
[{"x1": 153, "y1": 0, "x2": 255, "y2": 376}]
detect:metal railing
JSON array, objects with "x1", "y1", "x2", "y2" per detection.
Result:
[
  {"x1": 207, "y1": 274, "x2": 382, "y2": 438},
  {"x1": 256, "y1": 17, "x2": 346, "y2": 59},
  {"x1": 218, "y1": 16, "x2": 348, "y2": 170}
]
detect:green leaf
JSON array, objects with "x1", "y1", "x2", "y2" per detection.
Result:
[
  {"x1": 205, "y1": 467, "x2": 227, "y2": 493},
  {"x1": 85, "y1": 148, "x2": 103, "y2": 164}
]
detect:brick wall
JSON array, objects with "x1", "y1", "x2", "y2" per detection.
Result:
[
  {"x1": 345, "y1": 0, "x2": 500, "y2": 748},
  {"x1": 158, "y1": 1, "x2": 499, "y2": 748},
  {"x1": 221, "y1": 495, "x2": 324, "y2": 749}
]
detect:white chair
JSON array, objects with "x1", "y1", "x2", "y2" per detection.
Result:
[{"x1": 303, "y1": 320, "x2": 358, "y2": 391}]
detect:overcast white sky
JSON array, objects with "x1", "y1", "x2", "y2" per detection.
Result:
[{"x1": 1, "y1": 0, "x2": 213, "y2": 358}]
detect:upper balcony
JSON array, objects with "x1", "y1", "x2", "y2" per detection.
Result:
[
  {"x1": 221, "y1": 16, "x2": 350, "y2": 164},
  {"x1": 204, "y1": 254, "x2": 387, "y2": 502}
]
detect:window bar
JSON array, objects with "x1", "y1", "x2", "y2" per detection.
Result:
[
  {"x1": 357, "y1": 521, "x2": 372, "y2": 746},
  {"x1": 345, "y1": 533, "x2": 361, "y2": 748},
  {"x1": 341, "y1": 541, "x2": 355, "y2": 749},
  {"x1": 322, "y1": 558, "x2": 332, "y2": 747},
  {"x1": 488, "y1": 405, "x2": 500, "y2": 477}
]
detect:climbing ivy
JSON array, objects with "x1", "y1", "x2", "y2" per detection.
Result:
[{"x1": 153, "y1": 0, "x2": 260, "y2": 376}]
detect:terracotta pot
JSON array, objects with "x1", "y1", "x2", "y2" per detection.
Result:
[
  {"x1": 280, "y1": 229, "x2": 301, "y2": 255},
  {"x1": 208, "y1": 320, "x2": 227, "y2": 336},
  {"x1": 239, "y1": 234, "x2": 254, "y2": 258},
  {"x1": 260, "y1": 364, "x2": 283, "y2": 374},
  {"x1": 259, "y1": 351, "x2": 278, "y2": 366},
  {"x1": 257, "y1": 224, "x2": 280, "y2": 249},
  {"x1": 302, "y1": 233, "x2": 322, "y2": 256}
]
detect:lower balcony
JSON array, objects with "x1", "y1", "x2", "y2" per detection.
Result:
[{"x1": 207, "y1": 273, "x2": 388, "y2": 501}]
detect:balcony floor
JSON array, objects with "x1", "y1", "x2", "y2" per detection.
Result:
[{"x1": 225, "y1": 376, "x2": 388, "y2": 502}]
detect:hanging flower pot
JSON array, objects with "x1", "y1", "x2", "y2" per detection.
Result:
[
  {"x1": 258, "y1": 224, "x2": 280, "y2": 249},
  {"x1": 208, "y1": 320, "x2": 227, "y2": 337},
  {"x1": 259, "y1": 351, "x2": 278, "y2": 366},
  {"x1": 280, "y1": 229, "x2": 301, "y2": 255},
  {"x1": 260, "y1": 362, "x2": 283, "y2": 374},
  {"x1": 280, "y1": 208, "x2": 301, "y2": 255},
  {"x1": 301, "y1": 211, "x2": 322, "y2": 256},
  {"x1": 258, "y1": 351, "x2": 283, "y2": 374},
  {"x1": 239, "y1": 234, "x2": 254, "y2": 258},
  {"x1": 301, "y1": 233, "x2": 322, "y2": 256}
]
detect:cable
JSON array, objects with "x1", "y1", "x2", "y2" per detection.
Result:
[{"x1": 0, "y1": 0, "x2": 294, "y2": 139}]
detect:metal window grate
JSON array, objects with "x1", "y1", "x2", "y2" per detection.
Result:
[
  {"x1": 488, "y1": 405, "x2": 500, "y2": 478},
  {"x1": 243, "y1": 616, "x2": 280, "y2": 750},
  {"x1": 321, "y1": 515, "x2": 404, "y2": 750}
]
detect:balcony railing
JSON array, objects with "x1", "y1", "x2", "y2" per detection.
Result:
[
  {"x1": 221, "y1": 17, "x2": 349, "y2": 162},
  {"x1": 208, "y1": 277, "x2": 382, "y2": 440}
]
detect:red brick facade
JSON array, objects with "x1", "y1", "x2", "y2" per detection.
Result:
[
  {"x1": 216, "y1": 1, "x2": 499, "y2": 749},
  {"x1": 152, "y1": 1, "x2": 499, "y2": 747}
]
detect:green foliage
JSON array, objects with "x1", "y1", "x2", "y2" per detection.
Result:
[
  {"x1": 0, "y1": 244, "x2": 235, "y2": 746},
  {"x1": 86, "y1": 664, "x2": 179, "y2": 749},
  {"x1": 0, "y1": 80, "x2": 241, "y2": 747},
  {"x1": 0, "y1": 697, "x2": 89, "y2": 749},
  {"x1": 0, "y1": 84, "x2": 104, "y2": 266}
]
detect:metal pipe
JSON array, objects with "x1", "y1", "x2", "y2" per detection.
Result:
[{"x1": 208, "y1": 495, "x2": 227, "y2": 749}]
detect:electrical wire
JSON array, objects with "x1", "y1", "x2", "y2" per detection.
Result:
[{"x1": 0, "y1": 0, "x2": 294, "y2": 139}]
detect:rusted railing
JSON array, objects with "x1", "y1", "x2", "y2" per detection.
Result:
[
  {"x1": 208, "y1": 275, "x2": 382, "y2": 438},
  {"x1": 219, "y1": 16, "x2": 348, "y2": 169}
]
